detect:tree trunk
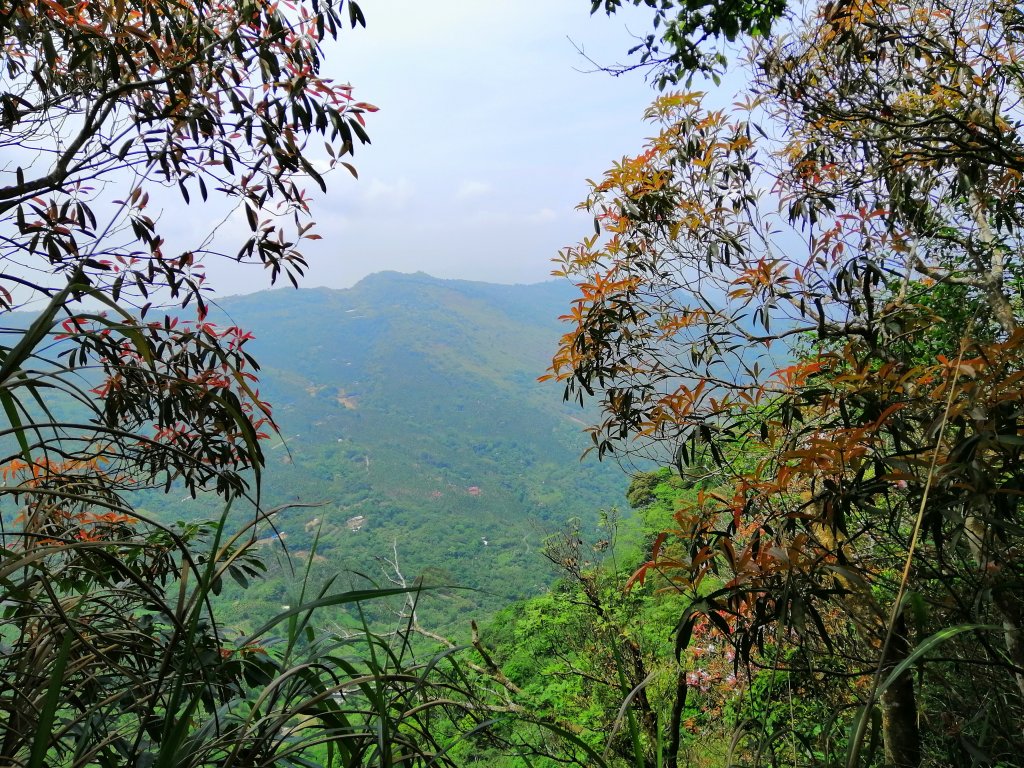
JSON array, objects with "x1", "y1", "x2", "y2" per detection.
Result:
[
  {"x1": 665, "y1": 671, "x2": 688, "y2": 768},
  {"x1": 880, "y1": 615, "x2": 921, "y2": 768}
]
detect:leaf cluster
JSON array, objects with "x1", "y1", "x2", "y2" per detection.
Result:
[{"x1": 591, "y1": 0, "x2": 786, "y2": 86}]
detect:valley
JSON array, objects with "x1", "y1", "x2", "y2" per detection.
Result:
[{"x1": 140, "y1": 271, "x2": 632, "y2": 632}]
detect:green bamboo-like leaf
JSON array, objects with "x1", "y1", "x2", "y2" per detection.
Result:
[
  {"x1": 28, "y1": 632, "x2": 75, "y2": 768},
  {"x1": 0, "y1": 388, "x2": 32, "y2": 464},
  {"x1": 242, "y1": 587, "x2": 413, "y2": 644},
  {"x1": 152, "y1": 691, "x2": 204, "y2": 768},
  {"x1": 0, "y1": 281, "x2": 80, "y2": 385},
  {"x1": 877, "y1": 624, "x2": 1001, "y2": 695},
  {"x1": 844, "y1": 704, "x2": 881, "y2": 767}
]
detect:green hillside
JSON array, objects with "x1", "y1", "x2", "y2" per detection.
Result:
[{"x1": 143, "y1": 272, "x2": 629, "y2": 631}]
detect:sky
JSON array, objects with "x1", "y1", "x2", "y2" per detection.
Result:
[{"x1": 200, "y1": 1, "x2": 681, "y2": 295}]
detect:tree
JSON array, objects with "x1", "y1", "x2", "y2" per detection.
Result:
[
  {"x1": 0, "y1": 0, "x2": 375, "y2": 509},
  {"x1": 551, "y1": 0, "x2": 1024, "y2": 763},
  {"x1": 0, "y1": 0, "x2": 390, "y2": 763},
  {"x1": 588, "y1": 0, "x2": 786, "y2": 86},
  {"x1": 479, "y1": 511, "x2": 695, "y2": 768}
]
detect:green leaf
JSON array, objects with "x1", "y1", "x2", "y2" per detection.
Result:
[
  {"x1": 0, "y1": 388, "x2": 32, "y2": 464},
  {"x1": 242, "y1": 587, "x2": 415, "y2": 644},
  {"x1": 877, "y1": 624, "x2": 1000, "y2": 695},
  {"x1": 28, "y1": 632, "x2": 74, "y2": 768}
]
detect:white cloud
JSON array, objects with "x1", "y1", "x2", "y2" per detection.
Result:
[
  {"x1": 363, "y1": 177, "x2": 415, "y2": 209},
  {"x1": 455, "y1": 180, "x2": 492, "y2": 200}
]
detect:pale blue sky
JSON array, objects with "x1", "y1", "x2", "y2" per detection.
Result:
[{"x1": 202, "y1": 1, "x2": 682, "y2": 295}]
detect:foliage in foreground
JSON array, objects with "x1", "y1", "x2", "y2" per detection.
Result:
[
  {"x1": 0, "y1": 499, "x2": 540, "y2": 767},
  {"x1": 0, "y1": 0, "x2": 414, "y2": 762},
  {"x1": 552, "y1": 0, "x2": 1024, "y2": 765},
  {"x1": 467, "y1": 474, "x2": 852, "y2": 768}
]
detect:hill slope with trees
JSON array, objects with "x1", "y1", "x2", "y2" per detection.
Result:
[{"x1": 144, "y1": 272, "x2": 631, "y2": 630}]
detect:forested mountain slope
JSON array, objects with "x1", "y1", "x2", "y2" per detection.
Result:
[{"x1": 147, "y1": 272, "x2": 628, "y2": 629}]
